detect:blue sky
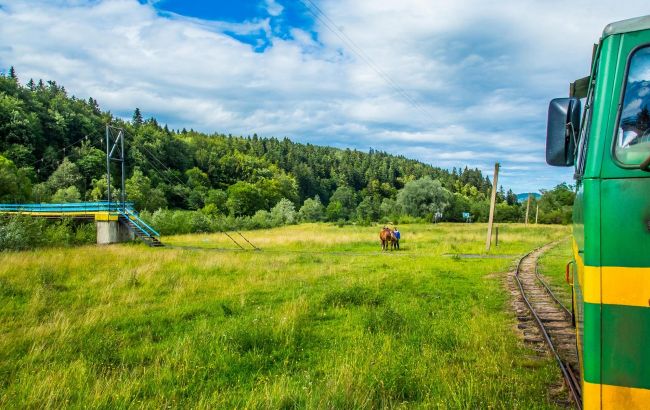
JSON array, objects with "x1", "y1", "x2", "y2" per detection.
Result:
[
  {"x1": 149, "y1": 0, "x2": 317, "y2": 52},
  {"x1": 1, "y1": 0, "x2": 649, "y2": 193}
]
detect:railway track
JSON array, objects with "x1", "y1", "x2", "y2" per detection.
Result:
[{"x1": 511, "y1": 243, "x2": 581, "y2": 409}]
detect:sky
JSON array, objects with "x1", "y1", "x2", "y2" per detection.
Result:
[{"x1": 0, "y1": 1, "x2": 648, "y2": 193}]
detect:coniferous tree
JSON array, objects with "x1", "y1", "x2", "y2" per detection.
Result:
[
  {"x1": 8, "y1": 66, "x2": 17, "y2": 82},
  {"x1": 132, "y1": 107, "x2": 143, "y2": 127}
]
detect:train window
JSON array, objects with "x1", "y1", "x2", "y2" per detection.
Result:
[
  {"x1": 575, "y1": 75, "x2": 595, "y2": 178},
  {"x1": 615, "y1": 45, "x2": 650, "y2": 165}
]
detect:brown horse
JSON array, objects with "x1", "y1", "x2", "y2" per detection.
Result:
[{"x1": 379, "y1": 227, "x2": 396, "y2": 251}]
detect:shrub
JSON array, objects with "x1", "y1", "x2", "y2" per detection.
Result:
[
  {"x1": 0, "y1": 216, "x2": 44, "y2": 250},
  {"x1": 0, "y1": 216, "x2": 94, "y2": 250},
  {"x1": 298, "y1": 196, "x2": 324, "y2": 222},
  {"x1": 250, "y1": 210, "x2": 272, "y2": 229},
  {"x1": 270, "y1": 198, "x2": 296, "y2": 226}
]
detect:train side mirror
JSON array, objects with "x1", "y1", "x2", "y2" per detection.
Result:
[{"x1": 546, "y1": 98, "x2": 581, "y2": 166}]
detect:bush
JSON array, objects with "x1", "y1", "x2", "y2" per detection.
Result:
[
  {"x1": 0, "y1": 216, "x2": 95, "y2": 250},
  {"x1": 250, "y1": 210, "x2": 272, "y2": 229},
  {"x1": 0, "y1": 216, "x2": 44, "y2": 250},
  {"x1": 298, "y1": 196, "x2": 324, "y2": 222},
  {"x1": 270, "y1": 198, "x2": 296, "y2": 226}
]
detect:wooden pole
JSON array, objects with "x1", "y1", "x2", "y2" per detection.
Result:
[
  {"x1": 525, "y1": 194, "x2": 531, "y2": 225},
  {"x1": 535, "y1": 204, "x2": 539, "y2": 224},
  {"x1": 485, "y1": 162, "x2": 499, "y2": 252}
]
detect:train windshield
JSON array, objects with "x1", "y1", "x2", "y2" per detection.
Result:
[{"x1": 615, "y1": 45, "x2": 650, "y2": 165}]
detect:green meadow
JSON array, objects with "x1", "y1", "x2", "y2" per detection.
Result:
[{"x1": 0, "y1": 223, "x2": 571, "y2": 408}]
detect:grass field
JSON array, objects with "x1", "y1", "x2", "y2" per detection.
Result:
[{"x1": 0, "y1": 223, "x2": 571, "y2": 408}]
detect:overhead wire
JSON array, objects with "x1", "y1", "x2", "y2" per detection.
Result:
[
  {"x1": 136, "y1": 151, "x2": 248, "y2": 250},
  {"x1": 132, "y1": 135, "x2": 258, "y2": 250},
  {"x1": 298, "y1": 0, "x2": 436, "y2": 121},
  {"x1": 31, "y1": 134, "x2": 94, "y2": 167}
]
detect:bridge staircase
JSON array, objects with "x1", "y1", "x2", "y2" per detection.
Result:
[{"x1": 117, "y1": 209, "x2": 163, "y2": 247}]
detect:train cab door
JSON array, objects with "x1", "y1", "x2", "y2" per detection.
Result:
[{"x1": 598, "y1": 35, "x2": 650, "y2": 408}]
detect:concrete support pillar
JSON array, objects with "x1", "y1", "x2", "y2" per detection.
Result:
[{"x1": 96, "y1": 221, "x2": 134, "y2": 245}]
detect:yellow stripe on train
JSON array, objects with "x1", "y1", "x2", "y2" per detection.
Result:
[
  {"x1": 572, "y1": 240, "x2": 650, "y2": 307},
  {"x1": 584, "y1": 381, "x2": 650, "y2": 410},
  {"x1": 572, "y1": 240, "x2": 601, "y2": 304}
]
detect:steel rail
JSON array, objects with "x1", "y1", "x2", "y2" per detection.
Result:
[
  {"x1": 514, "y1": 246, "x2": 582, "y2": 409},
  {"x1": 534, "y1": 264, "x2": 572, "y2": 318}
]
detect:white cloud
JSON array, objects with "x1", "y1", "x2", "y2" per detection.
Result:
[
  {"x1": 0, "y1": 0, "x2": 647, "y2": 192},
  {"x1": 265, "y1": 0, "x2": 284, "y2": 17}
]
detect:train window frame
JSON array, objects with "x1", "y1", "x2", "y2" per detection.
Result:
[
  {"x1": 575, "y1": 87, "x2": 593, "y2": 179},
  {"x1": 575, "y1": 75, "x2": 596, "y2": 180},
  {"x1": 611, "y1": 42, "x2": 650, "y2": 169}
]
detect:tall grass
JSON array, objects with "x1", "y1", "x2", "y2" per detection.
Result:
[{"x1": 0, "y1": 223, "x2": 569, "y2": 408}]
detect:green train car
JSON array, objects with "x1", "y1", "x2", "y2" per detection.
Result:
[{"x1": 546, "y1": 15, "x2": 650, "y2": 409}]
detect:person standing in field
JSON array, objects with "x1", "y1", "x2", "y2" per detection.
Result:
[{"x1": 393, "y1": 227, "x2": 401, "y2": 250}]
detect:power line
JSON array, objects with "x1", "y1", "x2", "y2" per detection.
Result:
[
  {"x1": 133, "y1": 136, "x2": 258, "y2": 250},
  {"x1": 31, "y1": 134, "x2": 93, "y2": 167},
  {"x1": 299, "y1": 0, "x2": 436, "y2": 121},
  {"x1": 136, "y1": 149, "x2": 248, "y2": 250}
]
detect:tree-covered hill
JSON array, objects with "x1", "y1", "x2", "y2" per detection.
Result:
[{"x1": 1, "y1": 67, "x2": 572, "y2": 232}]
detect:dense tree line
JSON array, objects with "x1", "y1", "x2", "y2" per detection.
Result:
[{"x1": 0, "y1": 68, "x2": 573, "y2": 233}]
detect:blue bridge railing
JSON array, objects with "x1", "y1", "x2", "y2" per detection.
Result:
[
  {"x1": 0, "y1": 201, "x2": 160, "y2": 238},
  {"x1": 0, "y1": 201, "x2": 135, "y2": 213}
]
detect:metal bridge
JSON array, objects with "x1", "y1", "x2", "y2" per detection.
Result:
[{"x1": 0, "y1": 202, "x2": 163, "y2": 247}]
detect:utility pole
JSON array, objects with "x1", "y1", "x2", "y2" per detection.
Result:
[
  {"x1": 525, "y1": 194, "x2": 531, "y2": 225},
  {"x1": 105, "y1": 125, "x2": 126, "y2": 209},
  {"x1": 485, "y1": 162, "x2": 499, "y2": 252},
  {"x1": 535, "y1": 204, "x2": 539, "y2": 224},
  {"x1": 106, "y1": 126, "x2": 111, "y2": 204}
]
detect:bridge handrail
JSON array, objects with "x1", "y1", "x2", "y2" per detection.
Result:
[
  {"x1": 0, "y1": 201, "x2": 135, "y2": 213},
  {"x1": 119, "y1": 208, "x2": 160, "y2": 238}
]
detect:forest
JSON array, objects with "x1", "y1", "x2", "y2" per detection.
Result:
[{"x1": 0, "y1": 67, "x2": 574, "y2": 240}]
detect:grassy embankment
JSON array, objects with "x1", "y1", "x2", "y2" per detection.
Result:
[
  {"x1": 537, "y1": 239, "x2": 573, "y2": 309},
  {"x1": 0, "y1": 223, "x2": 570, "y2": 408}
]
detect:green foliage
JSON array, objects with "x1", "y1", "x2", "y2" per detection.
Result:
[
  {"x1": 72, "y1": 140, "x2": 104, "y2": 185},
  {"x1": 495, "y1": 202, "x2": 522, "y2": 223},
  {"x1": 125, "y1": 167, "x2": 167, "y2": 211},
  {"x1": 0, "y1": 155, "x2": 31, "y2": 202},
  {"x1": 203, "y1": 189, "x2": 228, "y2": 215},
  {"x1": 470, "y1": 200, "x2": 490, "y2": 223},
  {"x1": 397, "y1": 177, "x2": 451, "y2": 219},
  {"x1": 298, "y1": 196, "x2": 324, "y2": 222},
  {"x1": 0, "y1": 215, "x2": 44, "y2": 250},
  {"x1": 327, "y1": 186, "x2": 357, "y2": 220},
  {"x1": 269, "y1": 198, "x2": 297, "y2": 225},
  {"x1": 0, "y1": 215, "x2": 94, "y2": 251},
  {"x1": 356, "y1": 196, "x2": 380, "y2": 223},
  {"x1": 51, "y1": 186, "x2": 81, "y2": 203},
  {"x1": 379, "y1": 197, "x2": 401, "y2": 221},
  {"x1": 46, "y1": 158, "x2": 82, "y2": 193},
  {"x1": 250, "y1": 210, "x2": 273, "y2": 229},
  {"x1": 326, "y1": 200, "x2": 344, "y2": 222},
  {"x1": 226, "y1": 181, "x2": 264, "y2": 216},
  {"x1": 445, "y1": 193, "x2": 471, "y2": 222},
  {"x1": 132, "y1": 107, "x2": 143, "y2": 127},
  {"x1": 537, "y1": 183, "x2": 575, "y2": 224}
]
